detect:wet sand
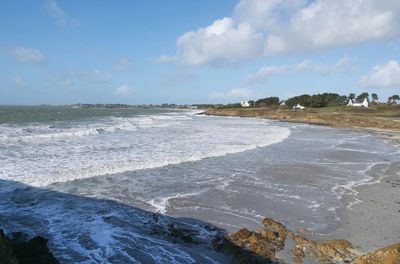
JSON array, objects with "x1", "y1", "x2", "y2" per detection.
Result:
[
  {"x1": 205, "y1": 108, "x2": 400, "y2": 256},
  {"x1": 325, "y1": 160, "x2": 400, "y2": 253}
]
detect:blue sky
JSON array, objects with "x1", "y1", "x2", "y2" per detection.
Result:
[{"x1": 1, "y1": 0, "x2": 399, "y2": 105}]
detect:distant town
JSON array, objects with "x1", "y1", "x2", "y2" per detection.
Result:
[{"x1": 65, "y1": 92, "x2": 399, "y2": 110}]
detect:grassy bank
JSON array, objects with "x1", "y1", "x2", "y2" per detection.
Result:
[{"x1": 204, "y1": 105, "x2": 400, "y2": 141}]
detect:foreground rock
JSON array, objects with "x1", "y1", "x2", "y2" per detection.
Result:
[
  {"x1": 1, "y1": 218, "x2": 399, "y2": 263},
  {"x1": 215, "y1": 218, "x2": 400, "y2": 264},
  {"x1": 0, "y1": 229, "x2": 18, "y2": 264},
  {"x1": 353, "y1": 243, "x2": 400, "y2": 264},
  {"x1": 0, "y1": 229, "x2": 58, "y2": 264}
]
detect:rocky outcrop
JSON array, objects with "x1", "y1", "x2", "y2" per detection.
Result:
[
  {"x1": 0, "y1": 229, "x2": 58, "y2": 264},
  {"x1": 353, "y1": 243, "x2": 400, "y2": 264},
  {"x1": 290, "y1": 235, "x2": 357, "y2": 264},
  {"x1": 213, "y1": 218, "x2": 400, "y2": 264},
  {"x1": 0, "y1": 229, "x2": 19, "y2": 264}
]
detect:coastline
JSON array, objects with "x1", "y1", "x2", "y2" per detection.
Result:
[
  {"x1": 202, "y1": 107, "x2": 400, "y2": 144},
  {"x1": 204, "y1": 107, "x2": 400, "y2": 254},
  {"x1": 328, "y1": 161, "x2": 400, "y2": 252}
]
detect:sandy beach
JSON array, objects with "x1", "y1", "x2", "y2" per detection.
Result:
[
  {"x1": 205, "y1": 107, "x2": 400, "y2": 259},
  {"x1": 327, "y1": 160, "x2": 400, "y2": 253}
]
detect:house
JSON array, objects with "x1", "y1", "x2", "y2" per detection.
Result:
[
  {"x1": 280, "y1": 100, "x2": 286, "y2": 106},
  {"x1": 293, "y1": 103, "x2": 305, "y2": 110},
  {"x1": 241, "y1": 101, "x2": 250, "y2": 107},
  {"x1": 347, "y1": 98, "x2": 368, "y2": 108}
]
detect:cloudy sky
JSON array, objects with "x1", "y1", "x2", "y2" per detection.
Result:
[{"x1": 1, "y1": 0, "x2": 399, "y2": 104}]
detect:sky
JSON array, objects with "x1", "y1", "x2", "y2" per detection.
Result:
[{"x1": 0, "y1": 0, "x2": 399, "y2": 105}]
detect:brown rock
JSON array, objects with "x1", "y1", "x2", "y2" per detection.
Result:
[{"x1": 353, "y1": 243, "x2": 400, "y2": 264}]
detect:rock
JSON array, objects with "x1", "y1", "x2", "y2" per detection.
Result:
[
  {"x1": 262, "y1": 218, "x2": 288, "y2": 250},
  {"x1": 212, "y1": 234, "x2": 276, "y2": 264},
  {"x1": 290, "y1": 234, "x2": 356, "y2": 264},
  {"x1": 166, "y1": 224, "x2": 195, "y2": 243},
  {"x1": 0, "y1": 229, "x2": 19, "y2": 264},
  {"x1": 0, "y1": 228, "x2": 59, "y2": 264},
  {"x1": 229, "y1": 228, "x2": 277, "y2": 260},
  {"x1": 10, "y1": 235, "x2": 59, "y2": 264},
  {"x1": 352, "y1": 243, "x2": 400, "y2": 264}
]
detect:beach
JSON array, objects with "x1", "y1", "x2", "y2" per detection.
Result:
[
  {"x1": 328, "y1": 160, "x2": 400, "y2": 252},
  {"x1": 204, "y1": 106, "x2": 400, "y2": 256},
  {"x1": 1, "y1": 106, "x2": 399, "y2": 263}
]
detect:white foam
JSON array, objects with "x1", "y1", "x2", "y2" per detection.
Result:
[{"x1": 0, "y1": 113, "x2": 290, "y2": 187}]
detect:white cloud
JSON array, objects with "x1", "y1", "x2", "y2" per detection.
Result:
[
  {"x1": 161, "y1": 0, "x2": 400, "y2": 65},
  {"x1": 359, "y1": 60, "x2": 400, "y2": 88},
  {"x1": 157, "y1": 55, "x2": 178, "y2": 64},
  {"x1": 210, "y1": 88, "x2": 254, "y2": 99},
  {"x1": 44, "y1": 0, "x2": 80, "y2": 27},
  {"x1": 11, "y1": 47, "x2": 46, "y2": 64},
  {"x1": 246, "y1": 55, "x2": 350, "y2": 84},
  {"x1": 114, "y1": 59, "x2": 132, "y2": 72},
  {"x1": 334, "y1": 55, "x2": 351, "y2": 72},
  {"x1": 115, "y1": 85, "x2": 132, "y2": 95},
  {"x1": 13, "y1": 76, "x2": 26, "y2": 87},
  {"x1": 81, "y1": 69, "x2": 112, "y2": 83},
  {"x1": 161, "y1": 17, "x2": 264, "y2": 66},
  {"x1": 295, "y1": 55, "x2": 351, "y2": 75},
  {"x1": 270, "y1": 0, "x2": 400, "y2": 54},
  {"x1": 246, "y1": 65, "x2": 288, "y2": 83}
]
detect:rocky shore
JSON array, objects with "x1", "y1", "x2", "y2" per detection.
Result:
[
  {"x1": 2, "y1": 217, "x2": 399, "y2": 264},
  {"x1": 216, "y1": 217, "x2": 400, "y2": 264},
  {"x1": 0, "y1": 229, "x2": 58, "y2": 264},
  {"x1": 203, "y1": 106, "x2": 400, "y2": 143}
]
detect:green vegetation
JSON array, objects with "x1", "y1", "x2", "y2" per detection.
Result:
[
  {"x1": 371, "y1": 93, "x2": 378, "y2": 103},
  {"x1": 213, "y1": 91, "x2": 396, "y2": 110},
  {"x1": 285, "y1": 93, "x2": 347, "y2": 108},
  {"x1": 388, "y1": 95, "x2": 400, "y2": 104},
  {"x1": 255, "y1": 97, "x2": 280, "y2": 107},
  {"x1": 356, "y1": 92, "x2": 370, "y2": 102}
]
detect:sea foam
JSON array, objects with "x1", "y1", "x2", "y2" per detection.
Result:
[{"x1": 0, "y1": 112, "x2": 290, "y2": 186}]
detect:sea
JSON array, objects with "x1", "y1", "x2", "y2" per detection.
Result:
[{"x1": 0, "y1": 106, "x2": 399, "y2": 263}]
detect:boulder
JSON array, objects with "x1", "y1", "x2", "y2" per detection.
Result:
[{"x1": 353, "y1": 243, "x2": 400, "y2": 264}]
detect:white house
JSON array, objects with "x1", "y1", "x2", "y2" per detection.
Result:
[
  {"x1": 241, "y1": 101, "x2": 250, "y2": 107},
  {"x1": 347, "y1": 98, "x2": 368, "y2": 108},
  {"x1": 293, "y1": 103, "x2": 305, "y2": 110},
  {"x1": 280, "y1": 100, "x2": 286, "y2": 106}
]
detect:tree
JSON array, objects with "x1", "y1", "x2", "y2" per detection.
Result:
[
  {"x1": 388, "y1": 95, "x2": 400, "y2": 104},
  {"x1": 348, "y1": 93, "x2": 356, "y2": 100},
  {"x1": 356, "y1": 92, "x2": 369, "y2": 102},
  {"x1": 255, "y1": 97, "x2": 280, "y2": 107},
  {"x1": 371, "y1": 93, "x2": 379, "y2": 103},
  {"x1": 286, "y1": 93, "x2": 344, "y2": 108}
]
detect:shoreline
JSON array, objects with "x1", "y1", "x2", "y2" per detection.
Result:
[
  {"x1": 202, "y1": 107, "x2": 400, "y2": 145},
  {"x1": 204, "y1": 107, "x2": 400, "y2": 254}
]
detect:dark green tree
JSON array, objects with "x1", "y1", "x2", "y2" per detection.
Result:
[
  {"x1": 356, "y1": 92, "x2": 369, "y2": 102},
  {"x1": 255, "y1": 97, "x2": 280, "y2": 107},
  {"x1": 388, "y1": 95, "x2": 400, "y2": 104},
  {"x1": 371, "y1": 93, "x2": 378, "y2": 102},
  {"x1": 348, "y1": 93, "x2": 356, "y2": 100}
]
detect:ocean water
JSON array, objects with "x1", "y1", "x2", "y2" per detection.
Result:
[{"x1": 0, "y1": 106, "x2": 399, "y2": 263}]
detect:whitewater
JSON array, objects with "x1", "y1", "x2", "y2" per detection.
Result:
[{"x1": 1, "y1": 106, "x2": 399, "y2": 263}]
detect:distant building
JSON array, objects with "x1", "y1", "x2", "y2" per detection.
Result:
[
  {"x1": 293, "y1": 103, "x2": 305, "y2": 110},
  {"x1": 280, "y1": 100, "x2": 286, "y2": 106},
  {"x1": 241, "y1": 101, "x2": 250, "y2": 107},
  {"x1": 347, "y1": 98, "x2": 368, "y2": 108}
]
